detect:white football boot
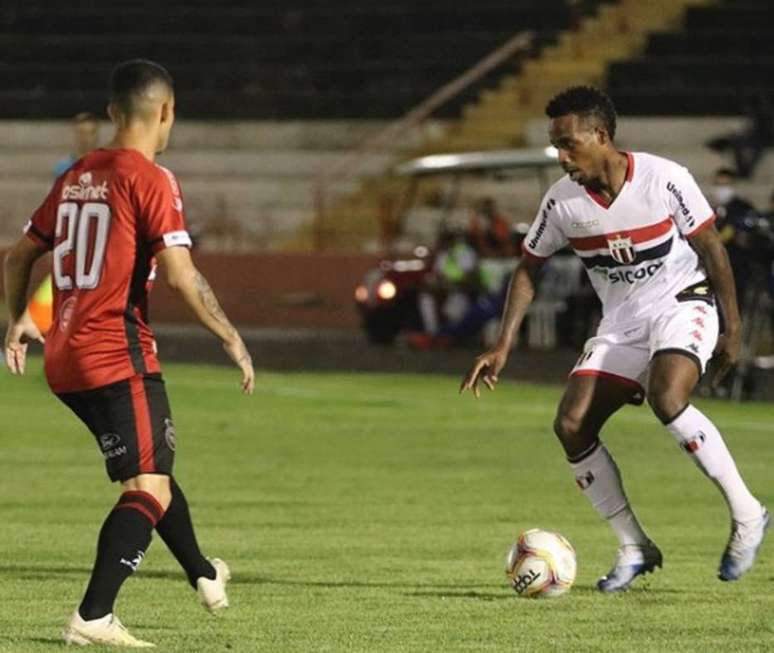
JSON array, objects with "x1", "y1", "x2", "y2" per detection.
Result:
[
  {"x1": 597, "y1": 541, "x2": 663, "y2": 592},
  {"x1": 196, "y1": 558, "x2": 231, "y2": 613},
  {"x1": 63, "y1": 611, "x2": 155, "y2": 647},
  {"x1": 718, "y1": 507, "x2": 770, "y2": 582}
]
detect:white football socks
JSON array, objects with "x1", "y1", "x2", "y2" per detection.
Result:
[
  {"x1": 666, "y1": 404, "x2": 761, "y2": 523},
  {"x1": 569, "y1": 443, "x2": 651, "y2": 547}
]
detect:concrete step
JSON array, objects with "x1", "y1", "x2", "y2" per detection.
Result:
[
  {"x1": 0, "y1": 149, "x2": 397, "y2": 180},
  {"x1": 0, "y1": 120, "x2": 448, "y2": 151}
]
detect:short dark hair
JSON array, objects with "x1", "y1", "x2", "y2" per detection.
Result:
[
  {"x1": 545, "y1": 86, "x2": 617, "y2": 140},
  {"x1": 109, "y1": 59, "x2": 174, "y2": 117}
]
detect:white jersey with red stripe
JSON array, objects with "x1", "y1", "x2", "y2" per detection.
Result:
[{"x1": 523, "y1": 151, "x2": 715, "y2": 328}]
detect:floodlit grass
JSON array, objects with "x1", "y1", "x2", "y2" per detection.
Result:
[{"x1": 0, "y1": 359, "x2": 772, "y2": 652}]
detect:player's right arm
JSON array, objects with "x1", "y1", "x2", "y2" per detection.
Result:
[
  {"x1": 155, "y1": 246, "x2": 255, "y2": 395},
  {"x1": 460, "y1": 256, "x2": 545, "y2": 396},
  {"x1": 460, "y1": 192, "x2": 566, "y2": 397},
  {"x1": 3, "y1": 236, "x2": 47, "y2": 374}
]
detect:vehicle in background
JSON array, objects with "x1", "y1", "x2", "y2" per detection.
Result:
[{"x1": 354, "y1": 148, "x2": 560, "y2": 344}]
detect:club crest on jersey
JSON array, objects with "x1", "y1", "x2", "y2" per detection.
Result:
[{"x1": 607, "y1": 234, "x2": 636, "y2": 265}]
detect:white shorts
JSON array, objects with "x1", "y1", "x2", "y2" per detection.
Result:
[{"x1": 571, "y1": 297, "x2": 719, "y2": 403}]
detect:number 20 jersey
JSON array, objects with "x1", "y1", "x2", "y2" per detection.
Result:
[
  {"x1": 522, "y1": 152, "x2": 716, "y2": 330},
  {"x1": 24, "y1": 148, "x2": 192, "y2": 393}
]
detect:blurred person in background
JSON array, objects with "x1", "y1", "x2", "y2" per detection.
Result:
[
  {"x1": 710, "y1": 168, "x2": 758, "y2": 311},
  {"x1": 467, "y1": 197, "x2": 513, "y2": 258},
  {"x1": 409, "y1": 228, "x2": 479, "y2": 348},
  {"x1": 54, "y1": 112, "x2": 100, "y2": 177},
  {"x1": 706, "y1": 92, "x2": 774, "y2": 179}
]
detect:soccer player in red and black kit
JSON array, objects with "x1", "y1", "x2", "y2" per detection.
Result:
[{"x1": 4, "y1": 60, "x2": 255, "y2": 647}]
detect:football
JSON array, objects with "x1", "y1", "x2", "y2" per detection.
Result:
[{"x1": 505, "y1": 529, "x2": 577, "y2": 598}]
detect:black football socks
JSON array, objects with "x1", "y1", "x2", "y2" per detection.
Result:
[
  {"x1": 155, "y1": 478, "x2": 216, "y2": 587},
  {"x1": 79, "y1": 491, "x2": 164, "y2": 621}
]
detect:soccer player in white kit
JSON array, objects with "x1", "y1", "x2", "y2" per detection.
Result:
[{"x1": 461, "y1": 86, "x2": 769, "y2": 591}]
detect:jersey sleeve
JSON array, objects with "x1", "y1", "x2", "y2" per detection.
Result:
[
  {"x1": 521, "y1": 195, "x2": 568, "y2": 260},
  {"x1": 137, "y1": 166, "x2": 193, "y2": 254},
  {"x1": 23, "y1": 181, "x2": 61, "y2": 251},
  {"x1": 666, "y1": 165, "x2": 715, "y2": 238}
]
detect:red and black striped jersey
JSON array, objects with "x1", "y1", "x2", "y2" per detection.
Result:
[
  {"x1": 24, "y1": 148, "x2": 192, "y2": 393},
  {"x1": 523, "y1": 152, "x2": 715, "y2": 328}
]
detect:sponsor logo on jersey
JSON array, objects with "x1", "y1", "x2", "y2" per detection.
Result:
[
  {"x1": 666, "y1": 181, "x2": 696, "y2": 229},
  {"x1": 607, "y1": 235, "x2": 636, "y2": 264},
  {"x1": 571, "y1": 219, "x2": 600, "y2": 229},
  {"x1": 604, "y1": 261, "x2": 664, "y2": 284},
  {"x1": 527, "y1": 198, "x2": 556, "y2": 250},
  {"x1": 59, "y1": 296, "x2": 77, "y2": 332},
  {"x1": 61, "y1": 171, "x2": 109, "y2": 201}
]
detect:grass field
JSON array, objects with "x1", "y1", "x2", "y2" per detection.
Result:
[{"x1": 0, "y1": 359, "x2": 772, "y2": 652}]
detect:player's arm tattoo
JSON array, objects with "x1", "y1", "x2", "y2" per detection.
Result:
[{"x1": 194, "y1": 271, "x2": 234, "y2": 330}]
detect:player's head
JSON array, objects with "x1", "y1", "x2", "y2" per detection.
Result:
[
  {"x1": 108, "y1": 59, "x2": 175, "y2": 154},
  {"x1": 72, "y1": 112, "x2": 99, "y2": 155},
  {"x1": 545, "y1": 86, "x2": 618, "y2": 187}
]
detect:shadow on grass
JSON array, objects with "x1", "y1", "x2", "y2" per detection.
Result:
[
  {"x1": 0, "y1": 564, "x2": 500, "y2": 591},
  {"x1": 0, "y1": 636, "x2": 61, "y2": 647},
  {"x1": 405, "y1": 590, "x2": 512, "y2": 601}
]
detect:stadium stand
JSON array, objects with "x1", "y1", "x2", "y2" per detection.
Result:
[
  {"x1": 607, "y1": 0, "x2": 774, "y2": 116},
  {"x1": 0, "y1": 1, "x2": 611, "y2": 120}
]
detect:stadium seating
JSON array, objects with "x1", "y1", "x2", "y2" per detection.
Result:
[
  {"x1": 606, "y1": 0, "x2": 774, "y2": 115},
  {"x1": 0, "y1": 1, "x2": 611, "y2": 120}
]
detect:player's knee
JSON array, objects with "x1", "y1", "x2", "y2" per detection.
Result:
[
  {"x1": 122, "y1": 474, "x2": 172, "y2": 511},
  {"x1": 646, "y1": 385, "x2": 685, "y2": 424},
  {"x1": 554, "y1": 412, "x2": 583, "y2": 443}
]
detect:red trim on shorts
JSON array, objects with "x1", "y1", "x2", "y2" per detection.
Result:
[
  {"x1": 129, "y1": 376, "x2": 155, "y2": 474},
  {"x1": 571, "y1": 369, "x2": 644, "y2": 393},
  {"x1": 569, "y1": 216, "x2": 673, "y2": 251},
  {"x1": 115, "y1": 501, "x2": 159, "y2": 526},
  {"x1": 685, "y1": 214, "x2": 716, "y2": 239}
]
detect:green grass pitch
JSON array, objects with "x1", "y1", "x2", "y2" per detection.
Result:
[{"x1": 0, "y1": 359, "x2": 772, "y2": 652}]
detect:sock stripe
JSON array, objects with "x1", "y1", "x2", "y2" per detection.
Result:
[
  {"x1": 116, "y1": 491, "x2": 164, "y2": 525},
  {"x1": 662, "y1": 403, "x2": 691, "y2": 426},
  {"x1": 115, "y1": 502, "x2": 159, "y2": 526},
  {"x1": 567, "y1": 439, "x2": 601, "y2": 464}
]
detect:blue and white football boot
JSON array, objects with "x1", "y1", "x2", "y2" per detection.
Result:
[
  {"x1": 718, "y1": 507, "x2": 770, "y2": 582},
  {"x1": 597, "y1": 541, "x2": 663, "y2": 592}
]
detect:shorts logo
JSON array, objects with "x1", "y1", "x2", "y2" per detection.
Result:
[
  {"x1": 99, "y1": 433, "x2": 127, "y2": 460},
  {"x1": 164, "y1": 418, "x2": 176, "y2": 451},
  {"x1": 607, "y1": 234, "x2": 636, "y2": 264},
  {"x1": 686, "y1": 343, "x2": 700, "y2": 354},
  {"x1": 99, "y1": 433, "x2": 121, "y2": 451}
]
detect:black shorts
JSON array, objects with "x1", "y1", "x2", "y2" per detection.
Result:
[{"x1": 57, "y1": 373, "x2": 176, "y2": 482}]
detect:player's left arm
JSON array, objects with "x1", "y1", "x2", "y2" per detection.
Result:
[
  {"x1": 3, "y1": 236, "x2": 47, "y2": 374},
  {"x1": 689, "y1": 226, "x2": 742, "y2": 385}
]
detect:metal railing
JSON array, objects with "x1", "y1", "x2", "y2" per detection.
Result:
[{"x1": 312, "y1": 30, "x2": 535, "y2": 250}]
